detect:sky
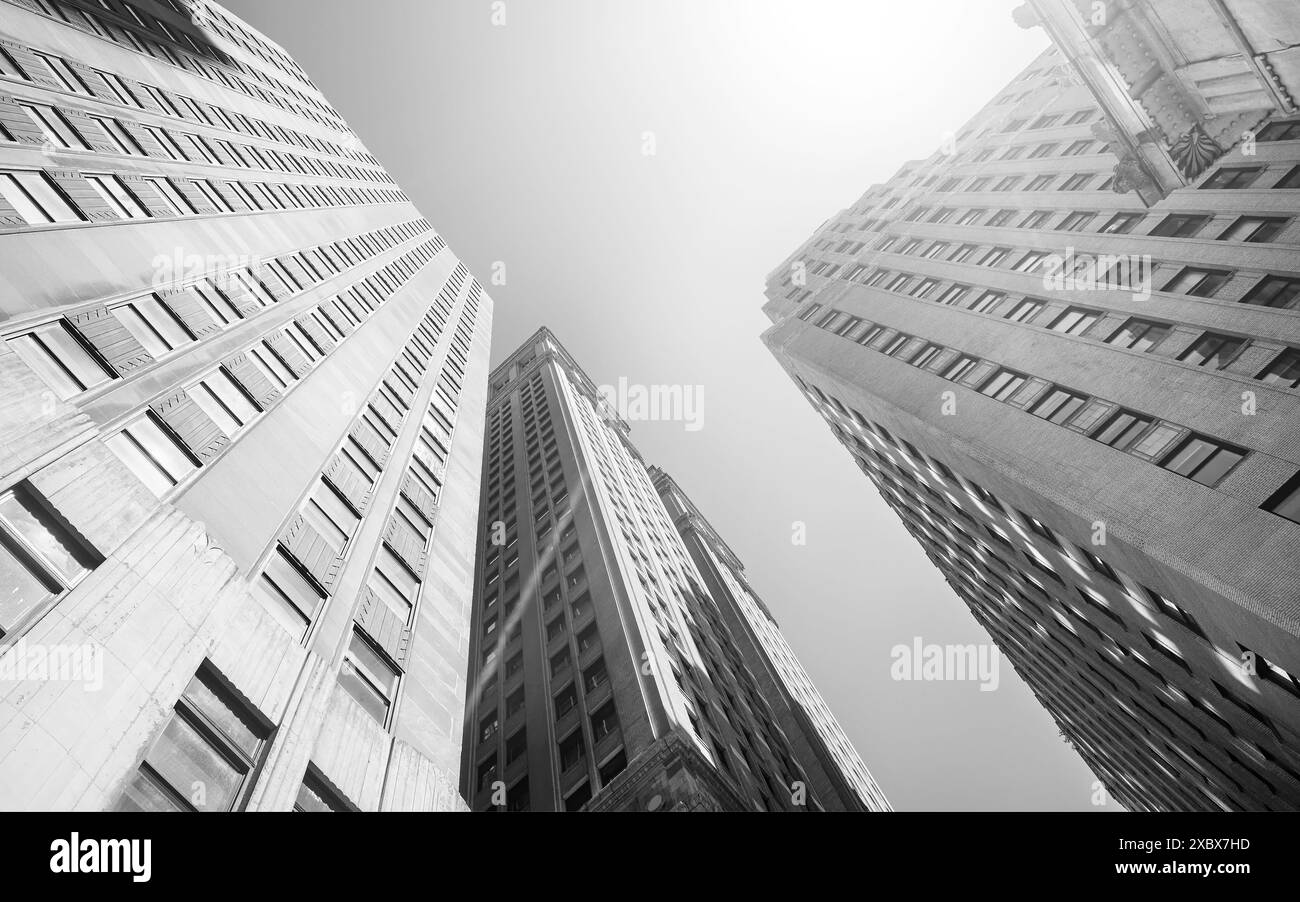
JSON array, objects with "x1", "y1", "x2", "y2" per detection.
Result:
[{"x1": 223, "y1": 0, "x2": 1112, "y2": 811}]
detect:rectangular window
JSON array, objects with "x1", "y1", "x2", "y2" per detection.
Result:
[
  {"x1": 21, "y1": 103, "x2": 88, "y2": 150},
  {"x1": 1106, "y1": 318, "x2": 1170, "y2": 352},
  {"x1": 1056, "y1": 211, "x2": 1095, "y2": 232},
  {"x1": 1049, "y1": 307, "x2": 1099, "y2": 335},
  {"x1": 8, "y1": 320, "x2": 114, "y2": 398},
  {"x1": 1160, "y1": 435, "x2": 1246, "y2": 486},
  {"x1": 114, "y1": 665, "x2": 269, "y2": 812},
  {"x1": 1031, "y1": 387, "x2": 1088, "y2": 424},
  {"x1": 105, "y1": 412, "x2": 198, "y2": 496},
  {"x1": 114, "y1": 296, "x2": 192, "y2": 356},
  {"x1": 1256, "y1": 348, "x2": 1300, "y2": 388},
  {"x1": 85, "y1": 174, "x2": 150, "y2": 220},
  {"x1": 979, "y1": 368, "x2": 1027, "y2": 401},
  {"x1": 1149, "y1": 214, "x2": 1209, "y2": 238},
  {"x1": 1004, "y1": 299, "x2": 1043, "y2": 322},
  {"x1": 1262, "y1": 472, "x2": 1300, "y2": 524},
  {"x1": 0, "y1": 483, "x2": 98, "y2": 636},
  {"x1": 1099, "y1": 212, "x2": 1142, "y2": 234},
  {"x1": 252, "y1": 547, "x2": 321, "y2": 638},
  {"x1": 339, "y1": 630, "x2": 400, "y2": 725},
  {"x1": 0, "y1": 169, "x2": 81, "y2": 224},
  {"x1": 1217, "y1": 216, "x2": 1288, "y2": 243},
  {"x1": 1178, "y1": 334, "x2": 1244, "y2": 369},
  {"x1": 1241, "y1": 275, "x2": 1300, "y2": 310},
  {"x1": 1200, "y1": 166, "x2": 1262, "y2": 189},
  {"x1": 1090, "y1": 409, "x2": 1153, "y2": 451},
  {"x1": 189, "y1": 370, "x2": 258, "y2": 435}
]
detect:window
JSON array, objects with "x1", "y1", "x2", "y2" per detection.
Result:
[
  {"x1": 1099, "y1": 212, "x2": 1142, "y2": 234},
  {"x1": 943, "y1": 355, "x2": 979, "y2": 382},
  {"x1": 1178, "y1": 334, "x2": 1244, "y2": 369},
  {"x1": 505, "y1": 729, "x2": 527, "y2": 764},
  {"x1": 1091, "y1": 409, "x2": 1153, "y2": 451},
  {"x1": 583, "y1": 657, "x2": 609, "y2": 693},
  {"x1": 8, "y1": 320, "x2": 114, "y2": 399},
  {"x1": 295, "y1": 769, "x2": 354, "y2": 812},
  {"x1": 558, "y1": 731, "x2": 585, "y2": 772},
  {"x1": 935, "y1": 284, "x2": 970, "y2": 305},
  {"x1": 1200, "y1": 166, "x2": 1262, "y2": 189},
  {"x1": 1276, "y1": 165, "x2": 1300, "y2": 189},
  {"x1": 1160, "y1": 435, "x2": 1245, "y2": 486},
  {"x1": 476, "y1": 755, "x2": 498, "y2": 792},
  {"x1": 1258, "y1": 120, "x2": 1300, "y2": 142},
  {"x1": 114, "y1": 296, "x2": 192, "y2": 356},
  {"x1": 1106, "y1": 319, "x2": 1170, "y2": 352},
  {"x1": 145, "y1": 177, "x2": 195, "y2": 215},
  {"x1": 189, "y1": 370, "x2": 258, "y2": 435},
  {"x1": 114, "y1": 665, "x2": 269, "y2": 811},
  {"x1": 591, "y1": 701, "x2": 618, "y2": 741},
  {"x1": 1162, "y1": 267, "x2": 1232, "y2": 298},
  {"x1": 1012, "y1": 250, "x2": 1049, "y2": 273},
  {"x1": 554, "y1": 685, "x2": 577, "y2": 718},
  {"x1": 1218, "y1": 216, "x2": 1288, "y2": 243},
  {"x1": 89, "y1": 116, "x2": 143, "y2": 155},
  {"x1": 0, "y1": 484, "x2": 98, "y2": 637},
  {"x1": 0, "y1": 169, "x2": 81, "y2": 224},
  {"x1": 1056, "y1": 211, "x2": 1095, "y2": 232},
  {"x1": 254, "y1": 549, "x2": 324, "y2": 638},
  {"x1": 598, "y1": 750, "x2": 628, "y2": 786},
  {"x1": 1019, "y1": 210, "x2": 1052, "y2": 228},
  {"x1": 1004, "y1": 299, "x2": 1043, "y2": 322},
  {"x1": 564, "y1": 781, "x2": 591, "y2": 812},
  {"x1": 1025, "y1": 174, "x2": 1055, "y2": 191},
  {"x1": 1027, "y1": 142, "x2": 1057, "y2": 159},
  {"x1": 1257, "y1": 348, "x2": 1300, "y2": 388},
  {"x1": 21, "y1": 103, "x2": 88, "y2": 150},
  {"x1": 1149, "y1": 214, "x2": 1208, "y2": 238},
  {"x1": 1241, "y1": 276, "x2": 1300, "y2": 310},
  {"x1": 85, "y1": 175, "x2": 150, "y2": 219},
  {"x1": 979, "y1": 368, "x2": 1026, "y2": 401},
  {"x1": 338, "y1": 630, "x2": 400, "y2": 725},
  {"x1": 105, "y1": 412, "x2": 197, "y2": 496},
  {"x1": 1060, "y1": 172, "x2": 1093, "y2": 191},
  {"x1": 1049, "y1": 307, "x2": 1099, "y2": 335},
  {"x1": 968, "y1": 290, "x2": 1004, "y2": 313},
  {"x1": 1262, "y1": 472, "x2": 1300, "y2": 524},
  {"x1": 1031, "y1": 387, "x2": 1088, "y2": 424},
  {"x1": 1062, "y1": 139, "x2": 1093, "y2": 156}
]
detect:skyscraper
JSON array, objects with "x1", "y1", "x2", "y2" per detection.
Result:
[
  {"x1": 650, "y1": 467, "x2": 891, "y2": 811},
  {"x1": 762, "y1": 1, "x2": 1300, "y2": 812},
  {"x1": 460, "y1": 328, "x2": 890, "y2": 811},
  {"x1": 0, "y1": 0, "x2": 489, "y2": 811}
]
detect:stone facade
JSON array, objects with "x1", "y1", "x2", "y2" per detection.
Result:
[{"x1": 0, "y1": 0, "x2": 488, "y2": 811}]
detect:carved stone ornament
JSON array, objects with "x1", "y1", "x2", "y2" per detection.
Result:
[{"x1": 1169, "y1": 124, "x2": 1222, "y2": 180}]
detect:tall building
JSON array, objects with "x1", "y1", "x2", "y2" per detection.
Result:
[
  {"x1": 761, "y1": 0, "x2": 1300, "y2": 812},
  {"x1": 460, "y1": 328, "x2": 890, "y2": 811},
  {"x1": 650, "y1": 467, "x2": 891, "y2": 811},
  {"x1": 0, "y1": 0, "x2": 490, "y2": 811}
]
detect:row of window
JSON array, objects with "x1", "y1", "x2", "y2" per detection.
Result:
[
  {"x1": 812, "y1": 256, "x2": 1300, "y2": 389},
  {"x1": 18, "y1": 0, "x2": 350, "y2": 133},
  {"x1": 0, "y1": 78, "x2": 387, "y2": 185},
  {"x1": 812, "y1": 394, "x2": 1300, "y2": 806},
  {"x1": 0, "y1": 162, "x2": 402, "y2": 229},
  {"x1": 800, "y1": 301, "x2": 1251, "y2": 487},
  {"x1": 6, "y1": 217, "x2": 433, "y2": 405}
]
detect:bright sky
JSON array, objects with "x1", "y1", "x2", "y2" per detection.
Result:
[{"x1": 224, "y1": 0, "x2": 1113, "y2": 810}]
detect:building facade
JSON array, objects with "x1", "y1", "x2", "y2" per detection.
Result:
[
  {"x1": 459, "y1": 328, "x2": 890, "y2": 811},
  {"x1": 650, "y1": 467, "x2": 891, "y2": 811},
  {"x1": 0, "y1": 0, "x2": 490, "y2": 811},
  {"x1": 762, "y1": 1, "x2": 1300, "y2": 811}
]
